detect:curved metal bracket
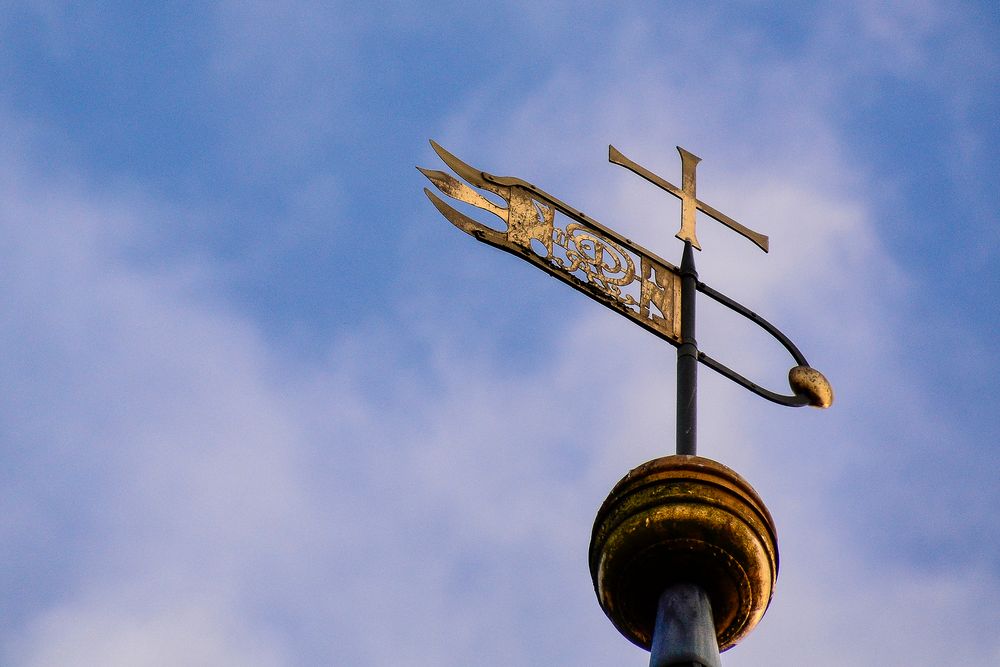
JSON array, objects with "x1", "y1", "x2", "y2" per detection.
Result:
[{"x1": 697, "y1": 281, "x2": 832, "y2": 408}]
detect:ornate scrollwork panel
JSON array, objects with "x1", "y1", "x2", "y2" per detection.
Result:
[{"x1": 419, "y1": 141, "x2": 682, "y2": 344}]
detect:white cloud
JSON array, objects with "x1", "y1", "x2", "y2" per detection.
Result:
[
  {"x1": 0, "y1": 142, "x2": 310, "y2": 664},
  {"x1": 13, "y1": 590, "x2": 289, "y2": 667}
]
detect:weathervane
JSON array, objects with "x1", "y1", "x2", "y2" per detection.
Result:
[{"x1": 420, "y1": 140, "x2": 832, "y2": 666}]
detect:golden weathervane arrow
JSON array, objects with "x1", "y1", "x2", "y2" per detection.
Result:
[{"x1": 418, "y1": 139, "x2": 832, "y2": 412}]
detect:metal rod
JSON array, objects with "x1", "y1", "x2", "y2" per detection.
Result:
[
  {"x1": 648, "y1": 583, "x2": 721, "y2": 667},
  {"x1": 676, "y1": 241, "x2": 698, "y2": 456}
]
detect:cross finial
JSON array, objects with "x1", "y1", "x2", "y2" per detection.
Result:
[{"x1": 609, "y1": 145, "x2": 770, "y2": 253}]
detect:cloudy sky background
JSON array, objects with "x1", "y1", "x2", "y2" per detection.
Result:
[{"x1": 1, "y1": 2, "x2": 998, "y2": 665}]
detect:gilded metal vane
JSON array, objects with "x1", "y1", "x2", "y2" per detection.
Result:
[
  {"x1": 419, "y1": 141, "x2": 682, "y2": 345},
  {"x1": 419, "y1": 139, "x2": 835, "y2": 665},
  {"x1": 418, "y1": 140, "x2": 832, "y2": 410}
]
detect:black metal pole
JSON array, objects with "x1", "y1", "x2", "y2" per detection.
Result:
[
  {"x1": 650, "y1": 242, "x2": 722, "y2": 667},
  {"x1": 676, "y1": 241, "x2": 698, "y2": 456}
]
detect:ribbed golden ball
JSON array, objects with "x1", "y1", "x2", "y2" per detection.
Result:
[{"x1": 589, "y1": 455, "x2": 778, "y2": 652}]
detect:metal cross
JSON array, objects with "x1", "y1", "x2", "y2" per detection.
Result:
[{"x1": 609, "y1": 146, "x2": 769, "y2": 253}]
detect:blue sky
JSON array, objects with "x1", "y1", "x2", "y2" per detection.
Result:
[{"x1": 1, "y1": 2, "x2": 998, "y2": 665}]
